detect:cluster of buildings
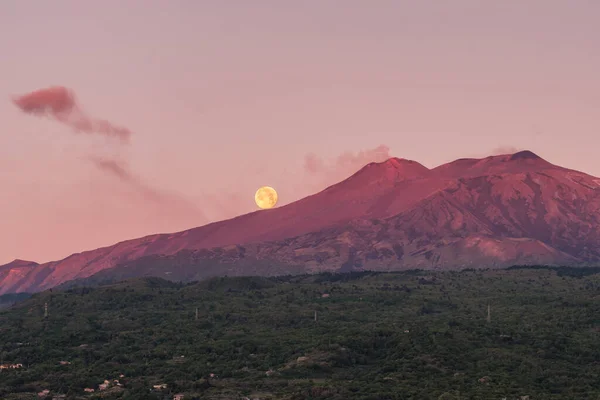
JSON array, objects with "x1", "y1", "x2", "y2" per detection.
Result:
[
  {"x1": 0, "y1": 363, "x2": 23, "y2": 371},
  {"x1": 36, "y1": 389, "x2": 66, "y2": 399},
  {"x1": 98, "y1": 377, "x2": 124, "y2": 391},
  {"x1": 6, "y1": 364, "x2": 188, "y2": 399},
  {"x1": 153, "y1": 383, "x2": 168, "y2": 390},
  {"x1": 152, "y1": 384, "x2": 186, "y2": 399}
]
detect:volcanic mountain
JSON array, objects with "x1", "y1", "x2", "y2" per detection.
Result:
[{"x1": 2, "y1": 150, "x2": 600, "y2": 294}]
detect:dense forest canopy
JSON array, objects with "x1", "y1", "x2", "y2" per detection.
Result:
[{"x1": 1, "y1": 267, "x2": 599, "y2": 399}]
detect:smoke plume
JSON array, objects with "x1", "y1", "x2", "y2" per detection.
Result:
[
  {"x1": 305, "y1": 144, "x2": 391, "y2": 175},
  {"x1": 303, "y1": 144, "x2": 391, "y2": 191},
  {"x1": 89, "y1": 156, "x2": 205, "y2": 218},
  {"x1": 11, "y1": 85, "x2": 205, "y2": 222},
  {"x1": 91, "y1": 157, "x2": 132, "y2": 182},
  {"x1": 491, "y1": 146, "x2": 521, "y2": 155},
  {"x1": 12, "y1": 86, "x2": 131, "y2": 143}
]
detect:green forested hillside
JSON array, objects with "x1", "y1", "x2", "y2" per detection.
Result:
[
  {"x1": 0, "y1": 293, "x2": 31, "y2": 310},
  {"x1": 1, "y1": 268, "x2": 600, "y2": 399}
]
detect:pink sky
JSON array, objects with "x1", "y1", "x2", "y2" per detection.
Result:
[{"x1": 1, "y1": 0, "x2": 599, "y2": 265}]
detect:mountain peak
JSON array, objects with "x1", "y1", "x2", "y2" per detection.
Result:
[
  {"x1": 381, "y1": 157, "x2": 426, "y2": 167},
  {"x1": 0, "y1": 259, "x2": 39, "y2": 274},
  {"x1": 345, "y1": 157, "x2": 430, "y2": 186},
  {"x1": 366, "y1": 157, "x2": 430, "y2": 174},
  {"x1": 433, "y1": 149, "x2": 553, "y2": 178},
  {"x1": 4, "y1": 259, "x2": 38, "y2": 267},
  {"x1": 509, "y1": 150, "x2": 542, "y2": 161}
]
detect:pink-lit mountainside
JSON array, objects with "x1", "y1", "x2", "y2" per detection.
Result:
[{"x1": 2, "y1": 150, "x2": 600, "y2": 294}]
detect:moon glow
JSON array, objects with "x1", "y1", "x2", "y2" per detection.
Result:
[{"x1": 255, "y1": 186, "x2": 278, "y2": 209}]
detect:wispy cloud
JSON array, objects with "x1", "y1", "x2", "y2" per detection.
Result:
[{"x1": 12, "y1": 86, "x2": 132, "y2": 143}]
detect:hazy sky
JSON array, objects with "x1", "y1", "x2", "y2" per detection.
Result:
[{"x1": 1, "y1": 0, "x2": 599, "y2": 264}]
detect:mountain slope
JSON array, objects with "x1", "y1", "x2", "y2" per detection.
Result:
[
  {"x1": 2, "y1": 150, "x2": 600, "y2": 294},
  {"x1": 0, "y1": 260, "x2": 39, "y2": 294},
  {"x1": 0, "y1": 157, "x2": 443, "y2": 294}
]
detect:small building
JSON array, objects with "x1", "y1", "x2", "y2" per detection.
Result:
[
  {"x1": 37, "y1": 389, "x2": 50, "y2": 398},
  {"x1": 84, "y1": 388, "x2": 95, "y2": 393},
  {"x1": 172, "y1": 355, "x2": 186, "y2": 364},
  {"x1": 321, "y1": 293, "x2": 330, "y2": 298},
  {"x1": 153, "y1": 383, "x2": 168, "y2": 390},
  {"x1": 174, "y1": 394, "x2": 185, "y2": 400},
  {"x1": 59, "y1": 361, "x2": 71, "y2": 365}
]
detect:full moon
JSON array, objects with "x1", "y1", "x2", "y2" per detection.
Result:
[{"x1": 255, "y1": 186, "x2": 278, "y2": 209}]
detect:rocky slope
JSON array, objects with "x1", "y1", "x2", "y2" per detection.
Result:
[
  {"x1": 0, "y1": 260, "x2": 40, "y2": 294},
  {"x1": 2, "y1": 150, "x2": 600, "y2": 294}
]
